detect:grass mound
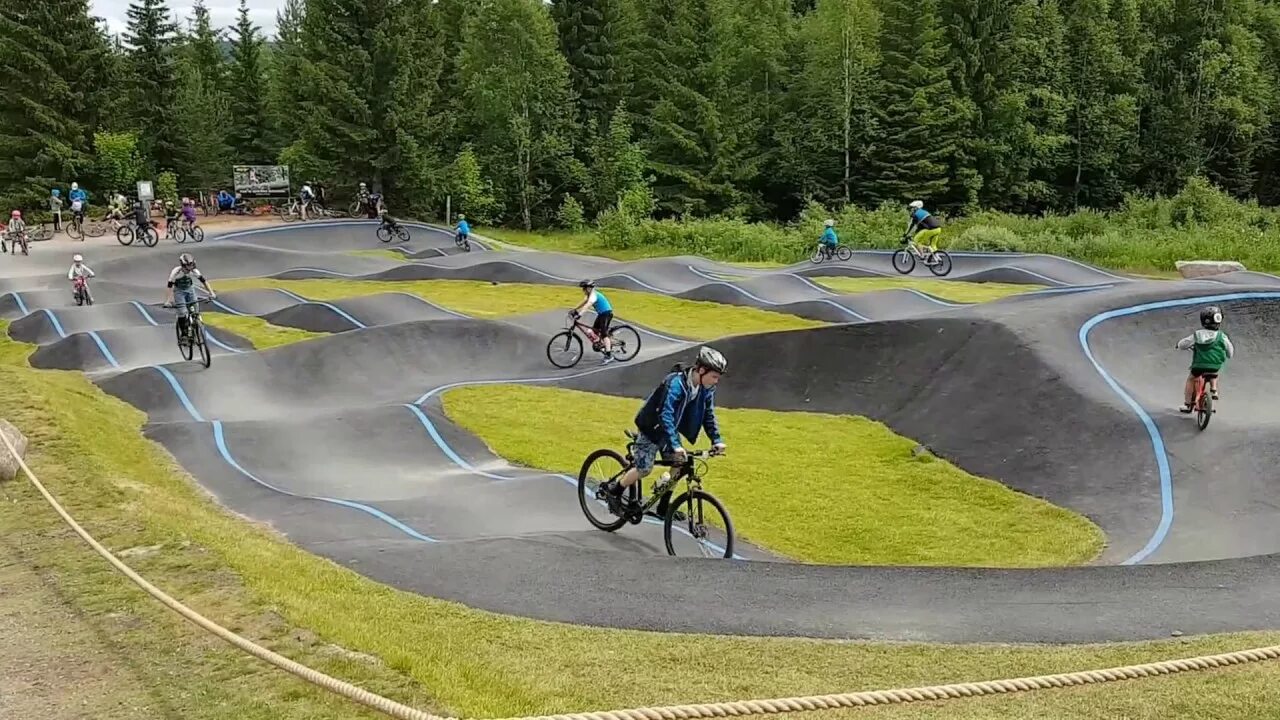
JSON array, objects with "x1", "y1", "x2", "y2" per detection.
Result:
[
  {"x1": 203, "y1": 313, "x2": 324, "y2": 349},
  {"x1": 215, "y1": 278, "x2": 826, "y2": 340},
  {"x1": 441, "y1": 385, "x2": 1103, "y2": 567},
  {"x1": 816, "y1": 277, "x2": 1044, "y2": 304}
]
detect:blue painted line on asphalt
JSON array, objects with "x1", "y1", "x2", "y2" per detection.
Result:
[
  {"x1": 203, "y1": 330, "x2": 243, "y2": 353},
  {"x1": 1080, "y1": 290, "x2": 1280, "y2": 565},
  {"x1": 11, "y1": 292, "x2": 29, "y2": 315},
  {"x1": 403, "y1": 404, "x2": 512, "y2": 480},
  {"x1": 212, "y1": 298, "x2": 249, "y2": 316},
  {"x1": 150, "y1": 365, "x2": 205, "y2": 421},
  {"x1": 85, "y1": 331, "x2": 120, "y2": 368},
  {"x1": 212, "y1": 420, "x2": 437, "y2": 543},
  {"x1": 130, "y1": 301, "x2": 159, "y2": 325},
  {"x1": 39, "y1": 309, "x2": 67, "y2": 338},
  {"x1": 684, "y1": 265, "x2": 870, "y2": 321}
]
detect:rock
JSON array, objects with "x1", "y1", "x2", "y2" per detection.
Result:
[
  {"x1": 0, "y1": 419, "x2": 29, "y2": 483},
  {"x1": 1175, "y1": 260, "x2": 1246, "y2": 279}
]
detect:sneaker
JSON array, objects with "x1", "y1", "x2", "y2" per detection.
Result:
[
  {"x1": 1179, "y1": 404, "x2": 1193, "y2": 414},
  {"x1": 601, "y1": 353, "x2": 615, "y2": 365}
]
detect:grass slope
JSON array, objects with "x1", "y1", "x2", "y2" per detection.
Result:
[
  {"x1": 441, "y1": 385, "x2": 1102, "y2": 567},
  {"x1": 4, "y1": 321, "x2": 1280, "y2": 718},
  {"x1": 816, "y1": 277, "x2": 1044, "y2": 304},
  {"x1": 215, "y1": 278, "x2": 826, "y2": 340},
  {"x1": 202, "y1": 313, "x2": 324, "y2": 349}
]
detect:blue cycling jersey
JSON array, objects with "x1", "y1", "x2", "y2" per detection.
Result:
[
  {"x1": 590, "y1": 289, "x2": 612, "y2": 314},
  {"x1": 457, "y1": 220, "x2": 470, "y2": 235},
  {"x1": 911, "y1": 208, "x2": 930, "y2": 224},
  {"x1": 821, "y1": 227, "x2": 838, "y2": 246}
]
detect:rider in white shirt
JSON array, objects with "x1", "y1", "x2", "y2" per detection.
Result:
[{"x1": 67, "y1": 253, "x2": 95, "y2": 280}]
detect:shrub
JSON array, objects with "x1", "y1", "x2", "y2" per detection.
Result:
[
  {"x1": 156, "y1": 171, "x2": 179, "y2": 205},
  {"x1": 557, "y1": 195, "x2": 585, "y2": 230},
  {"x1": 953, "y1": 224, "x2": 1022, "y2": 252}
]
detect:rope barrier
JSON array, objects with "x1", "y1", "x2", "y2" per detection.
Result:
[{"x1": 5, "y1": 423, "x2": 1280, "y2": 720}]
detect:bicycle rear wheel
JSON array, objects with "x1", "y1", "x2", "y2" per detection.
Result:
[
  {"x1": 607, "y1": 325, "x2": 642, "y2": 362},
  {"x1": 578, "y1": 449, "x2": 636, "y2": 532},
  {"x1": 836, "y1": 245, "x2": 852, "y2": 261},
  {"x1": 1196, "y1": 387, "x2": 1213, "y2": 430},
  {"x1": 84, "y1": 220, "x2": 107, "y2": 238},
  {"x1": 927, "y1": 250, "x2": 953, "y2": 276},
  {"x1": 546, "y1": 331, "x2": 583, "y2": 368},
  {"x1": 664, "y1": 489, "x2": 734, "y2": 558},
  {"x1": 141, "y1": 227, "x2": 159, "y2": 247}
]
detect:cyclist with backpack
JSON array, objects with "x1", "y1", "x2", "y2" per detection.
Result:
[{"x1": 599, "y1": 346, "x2": 728, "y2": 519}]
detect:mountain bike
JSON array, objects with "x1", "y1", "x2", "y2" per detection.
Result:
[
  {"x1": 577, "y1": 430, "x2": 734, "y2": 558},
  {"x1": 1190, "y1": 372, "x2": 1217, "y2": 431},
  {"x1": 810, "y1": 242, "x2": 852, "y2": 263},
  {"x1": 546, "y1": 312, "x2": 641, "y2": 368},
  {"x1": 117, "y1": 219, "x2": 159, "y2": 247},
  {"x1": 174, "y1": 220, "x2": 205, "y2": 243},
  {"x1": 377, "y1": 219, "x2": 410, "y2": 243},
  {"x1": 72, "y1": 276, "x2": 93, "y2": 306},
  {"x1": 892, "y1": 234, "x2": 953, "y2": 276},
  {"x1": 164, "y1": 297, "x2": 213, "y2": 367}
]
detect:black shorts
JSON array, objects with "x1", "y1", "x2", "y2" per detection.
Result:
[
  {"x1": 1190, "y1": 368, "x2": 1219, "y2": 378},
  {"x1": 592, "y1": 311, "x2": 613, "y2": 336}
]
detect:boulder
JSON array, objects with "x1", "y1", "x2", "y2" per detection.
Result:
[
  {"x1": 0, "y1": 419, "x2": 29, "y2": 483},
  {"x1": 1175, "y1": 260, "x2": 1246, "y2": 279}
]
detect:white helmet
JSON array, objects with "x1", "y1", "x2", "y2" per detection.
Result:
[
  {"x1": 695, "y1": 346, "x2": 727, "y2": 374},
  {"x1": 824, "y1": 218, "x2": 835, "y2": 227},
  {"x1": 908, "y1": 200, "x2": 924, "y2": 210},
  {"x1": 72, "y1": 254, "x2": 83, "y2": 263},
  {"x1": 71, "y1": 182, "x2": 79, "y2": 190}
]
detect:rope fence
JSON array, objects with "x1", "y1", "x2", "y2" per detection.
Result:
[{"x1": 5, "y1": 427, "x2": 1279, "y2": 720}]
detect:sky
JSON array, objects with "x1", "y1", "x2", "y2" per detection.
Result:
[{"x1": 92, "y1": 0, "x2": 282, "y2": 39}]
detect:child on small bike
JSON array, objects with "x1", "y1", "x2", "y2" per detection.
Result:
[
  {"x1": 5, "y1": 210, "x2": 28, "y2": 255},
  {"x1": 818, "y1": 219, "x2": 838, "y2": 258},
  {"x1": 570, "y1": 279, "x2": 615, "y2": 364},
  {"x1": 1176, "y1": 305, "x2": 1234, "y2": 413},
  {"x1": 68, "y1": 253, "x2": 95, "y2": 302},
  {"x1": 455, "y1": 214, "x2": 470, "y2": 244}
]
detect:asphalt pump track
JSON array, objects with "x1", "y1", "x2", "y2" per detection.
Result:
[{"x1": 5, "y1": 219, "x2": 1280, "y2": 644}]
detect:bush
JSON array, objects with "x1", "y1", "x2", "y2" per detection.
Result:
[
  {"x1": 953, "y1": 224, "x2": 1022, "y2": 252},
  {"x1": 1169, "y1": 175, "x2": 1238, "y2": 228},
  {"x1": 156, "y1": 171, "x2": 179, "y2": 205},
  {"x1": 557, "y1": 195, "x2": 586, "y2": 230}
]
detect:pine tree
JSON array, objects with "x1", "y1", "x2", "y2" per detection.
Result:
[
  {"x1": 269, "y1": 0, "x2": 306, "y2": 150},
  {"x1": 586, "y1": 107, "x2": 648, "y2": 214},
  {"x1": 124, "y1": 0, "x2": 183, "y2": 172},
  {"x1": 174, "y1": 0, "x2": 232, "y2": 190},
  {"x1": 551, "y1": 0, "x2": 631, "y2": 128},
  {"x1": 0, "y1": 0, "x2": 110, "y2": 208},
  {"x1": 460, "y1": 0, "x2": 576, "y2": 229},
  {"x1": 227, "y1": 0, "x2": 273, "y2": 163},
  {"x1": 864, "y1": 0, "x2": 974, "y2": 210}
]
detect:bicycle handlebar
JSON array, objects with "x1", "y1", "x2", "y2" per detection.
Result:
[{"x1": 162, "y1": 297, "x2": 214, "y2": 309}]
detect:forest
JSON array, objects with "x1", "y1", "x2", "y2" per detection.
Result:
[{"x1": 5, "y1": 0, "x2": 1280, "y2": 239}]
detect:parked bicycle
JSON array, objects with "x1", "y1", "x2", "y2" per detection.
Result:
[
  {"x1": 546, "y1": 312, "x2": 641, "y2": 368},
  {"x1": 578, "y1": 430, "x2": 735, "y2": 558},
  {"x1": 163, "y1": 297, "x2": 213, "y2": 367},
  {"x1": 891, "y1": 234, "x2": 953, "y2": 276},
  {"x1": 72, "y1": 275, "x2": 93, "y2": 306}
]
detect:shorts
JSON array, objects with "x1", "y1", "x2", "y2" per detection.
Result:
[
  {"x1": 592, "y1": 311, "x2": 613, "y2": 337},
  {"x1": 1190, "y1": 367, "x2": 1220, "y2": 378},
  {"x1": 173, "y1": 287, "x2": 198, "y2": 315},
  {"x1": 631, "y1": 432, "x2": 662, "y2": 479}
]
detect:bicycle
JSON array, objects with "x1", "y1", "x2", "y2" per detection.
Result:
[
  {"x1": 177, "y1": 220, "x2": 205, "y2": 243},
  {"x1": 72, "y1": 275, "x2": 93, "y2": 306},
  {"x1": 4, "y1": 231, "x2": 29, "y2": 255},
  {"x1": 892, "y1": 234, "x2": 953, "y2": 276},
  {"x1": 377, "y1": 219, "x2": 410, "y2": 243},
  {"x1": 164, "y1": 297, "x2": 213, "y2": 367},
  {"x1": 1189, "y1": 372, "x2": 1217, "y2": 431},
  {"x1": 116, "y1": 219, "x2": 160, "y2": 247},
  {"x1": 546, "y1": 312, "x2": 641, "y2": 368},
  {"x1": 455, "y1": 231, "x2": 471, "y2": 252},
  {"x1": 163, "y1": 218, "x2": 188, "y2": 243},
  {"x1": 810, "y1": 242, "x2": 852, "y2": 263},
  {"x1": 578, "y1": 431, "x2": 734, "y2": 558}
]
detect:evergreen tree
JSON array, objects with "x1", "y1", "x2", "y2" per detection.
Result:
[
  {"x1": 551, "y1": 0, "x2": 631, "y2": 128},
  {"x1": 227, "y1": 0, "x2": 273, "y2": 163},
  {"x1": 174, "y1": 0, "x2": 232, "y2": 189},
  {"x1": 123, "y1": 0, "x2": 183, "y2": 172},
  {"x1": 0, "y1": 0, "x2": 110, "y2": 208},
  {"x1": 269, "y1": 0, "x2": 306, "y2": 152},
  {"x1": 586, "y1": 106, "x2": 649, "y2": 214},
  {"x1": 864, "y1": 0, "x2": 974, "y2": 210},
  {"x1": 460, "y1": 0, "x2": 577, "y2": 229}
]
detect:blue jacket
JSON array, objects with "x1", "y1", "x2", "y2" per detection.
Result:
[
  {"x1": 821, "y1": 227, "x2": 838, "y2": 246},
  {"x1": 634, "y1": 368, "x2": 722, "y2": 451}
]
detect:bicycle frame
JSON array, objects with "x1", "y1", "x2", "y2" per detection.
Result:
[{"x1": 622, "y1": 435, "x2": 714, "y2": 513}]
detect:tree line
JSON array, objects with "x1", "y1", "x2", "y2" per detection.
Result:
[{"x1": 4, "y1": 0, "x2": 1280, "y2": 229}]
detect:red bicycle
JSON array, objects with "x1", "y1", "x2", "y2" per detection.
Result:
[
  {"x1": 72, "y1": 275, "x2": 93, "y2": 306},
  {"x1": 546, "y1": 312, "x2": 641, "y2": 368},
  {"x1": 1190, "y1": 372, "x2": 1217, "y2": 430}
]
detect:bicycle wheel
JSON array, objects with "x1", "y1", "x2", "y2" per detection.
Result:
[
  {"x1": 84, "y1": 220, "x2": 107, "y2": 238},
  {"x1": 141, "y1": 227, "x2": 159, "y2": 247},
  {"x1": 195, "y1": 320, "x2": 211, "y2": 368},
  {"x1": 191, "y1": 226, "x2": 205, "y2": 242},
  {"x1": 836, "y1": 245, "x2": 853, "y2": 261},
  {"x1": 116, "y1": 226, "x2": 135, "y2": 246},
  {"x1": 66, "y1": 222, "x2": 83, "y2": 240},
  {"x1": 546, "y1": 331, "x2": 583, "y2": 368},
  {"x1": 395, "y1": 226, "x2": 411, "y2": 242},
  {"x1": 174, "y1": 226, "x2": 188, "y2": 243},
  {"x1": 809, "y1": 247, "x2": 826, "y2": 264},
  {"x1": 83, "y1": 285, "x2": 93, "y2": 306},
  {"x1": 30, "y1": 223, "x2": 53, "y2": 241},
  {"x1": 607, "y1": 325, "x2": 642, "y2": 362},
  {"x1": 74, "y1": 287, "x2": 84, "y2": 306},
  {"x1": 280, "y1": 206, "x2": 298, "y2": 222},
  {"x1": 578, "y1": 448, "x2": 636, "y2": 532},
  {"x1": 377, "y1": 226, "x2": 393, "y2": 243},
  {"x1": 664, "y1": 489, "x2": 734, "y2": 559},
  {"x1": 891, "y1": 248, "x2": 916, "y2": 274},
  {"x1": 927, "y1": 250, "x2": 953, "y2": 277},
  {"x1": 1197, "y1": 389, "x2": 1213, "y2": 430},
  {"x1": 177, "y1": 321, "x2": 194, "y2": 361}
]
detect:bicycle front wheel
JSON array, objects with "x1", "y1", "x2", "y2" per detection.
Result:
[
  {"x1": 607, "y1": 325, "x2": 641, "y2": 362},
  {"x1": 927, "y1": 250, "x2": 953, "y2": 276},
  {"x1": 66, "y1": 222, "x2": 83, "y2": 240},
  {"x1": 664, "y1": 489, "x2": 734, "y2": 559},
  {"x1": 546, "y1": 331, "x2": 583, "y2": 368},
  {"x1": 377, "y1": 226, "x2": 393, "y2": 243},
  {"x1": 177, "y1": 321, "x2": 194, "y2": 360},
  {"x1": 195, "y1": 321, "x2": 211, "y2": 367},
  {"x1": 395, "y1": 226, "x2": 411, "y2": 242},
  {"x1": 190, "y1": 226, "x2": 205, "y2": 242},
  {"x1": 578, "y1": 448, "x2": 634, "y2": 532},
  {"x1": 116, "y1": 226, "x2": 135, "y2": 246},
  {"x1": 891, "y1": 248, "x2": 915, "y2": 274},
  {"x1": 809, "y1": 247, "x2": 826, "y2": 264}
]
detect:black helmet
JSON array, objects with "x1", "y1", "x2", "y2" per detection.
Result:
[
  {"x1": 1200, "y1": 306, "x2": 1223, "y2": 329},
  {"x1": 695, "y1": 346, "x2": 727, "y2": 374},
  {"x1": 579, "y1": 279, "x2": 596, "y2": 289}
]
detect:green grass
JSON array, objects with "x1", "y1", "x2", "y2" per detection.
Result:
[
  {"x1": 484, "y1": 228, "x2": 787, "y2": 267},
  {"x1": 215, "y1": 278, "x2": 826, "y2": 340},
  {"x1": 203, "y1": 313, "x2": 324, "y2": 349},
  {"x1": 441, "y1": 385, "x2": 1103, "y2": 567},
  {"x1": 817, "y1": 277, "x2": 1046, "y2": 304},
  {"x1": 347, "y1": 249, "x2": 411, "y2": 261},
  {"x1": 6, "y1": 319, "x2": 1280, "y2": 719}
]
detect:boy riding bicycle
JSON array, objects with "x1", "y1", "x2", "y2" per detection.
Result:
[
  {"x1": 166, "y1": 253, "x2": 218, "y2": 344},
  {"x1": 601, "y1": 346, "x2": 728, "y2": 519},
  {"x1": 571, "y1": 279, "x2": 615, "y2": 364},
  {"x1": 1177, "y1": 305, "x2": 1234, "y2": 413},
  {"x1": 818, "y1": 219, "x2": 838, "y2": 258}
]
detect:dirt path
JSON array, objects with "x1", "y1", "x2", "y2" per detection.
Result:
[{"x1": 0, "y1": 531, "x2": 153, "y2": 719}]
